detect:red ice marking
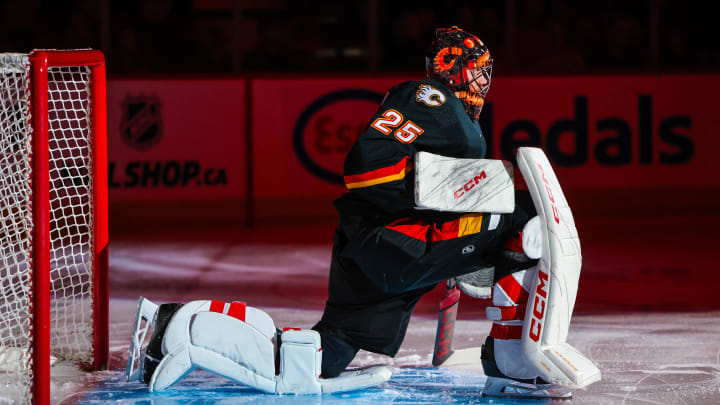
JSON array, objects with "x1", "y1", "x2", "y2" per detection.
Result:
[
  {"x1": 490, "y1": 323, "x2": 523, "y2": 340},
  {"x1": 227, "y1": 301, "x2": 246, "y2": 321},
  {"x1": 497, "y1": 274, "x2": 529, "y2": 304}
]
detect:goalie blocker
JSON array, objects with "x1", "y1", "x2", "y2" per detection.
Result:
[
  {"x1": 126, "y1": 298, "x2": 392, "y2": 394},
  {"x1": 480, "y1": 147, "x2": 600, "y2": 396}
]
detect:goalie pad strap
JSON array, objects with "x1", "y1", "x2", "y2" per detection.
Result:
[
  {"x1": 490, "y1": 323, "x2": 523, "y2": 340},
  {"x1": 210, "y1": 300, "x2": 246, "y2": 321},
  {"x1": 486, "y1": 304, "x2": 527, "y2": 321}
]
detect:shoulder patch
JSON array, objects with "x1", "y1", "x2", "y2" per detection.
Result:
[{"x1": 415, "y1": 84, "x2": 446, "y2": 107}]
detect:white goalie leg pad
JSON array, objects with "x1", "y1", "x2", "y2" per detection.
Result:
[
  {"x1": 322, "y1": 365, "x2": 393, "y2": 393},
  {"x1": 149, "y1": 306, "x2": 393, "y2": 394},
  {"x1": 509, "y1": 147, "x2": 601, "y2": 388},
  {"x1": 150, "y1": 310, "x2": 276, "y2": 392}
]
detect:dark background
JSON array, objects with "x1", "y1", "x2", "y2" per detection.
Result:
[{"x1": 1, "y1": 0, "x2": 717, "y2": 75}]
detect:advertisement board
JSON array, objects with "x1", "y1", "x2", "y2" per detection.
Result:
[
  {"x1": 251, "y1": 77, "x2": 413, "y2": 219},
  {"x1": 108, "y1": 79, "x2": 247, "y2": 202},
  {"x1": 107, "y1": 74, "x2": 720, "y2": 224}
]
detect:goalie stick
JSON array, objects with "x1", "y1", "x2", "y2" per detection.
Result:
[
  {"x1": 431, "y1": 279, "x2": 460, "y2": 366},
  {"x1": 431, "y1": 279, "x2": 486, "y2": 369}
]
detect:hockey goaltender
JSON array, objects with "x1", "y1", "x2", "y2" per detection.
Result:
[{"x1": 125, "y1": 26, "x2": 600, "y2": 399}]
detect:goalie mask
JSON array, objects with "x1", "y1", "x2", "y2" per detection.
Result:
[{"x1": 426, "y1": 26, "x2": 493, "y2": 120}]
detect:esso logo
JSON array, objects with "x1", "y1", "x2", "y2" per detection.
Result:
[{"x1": 293, "y1": 90, "x2": 384, "y2": 184}]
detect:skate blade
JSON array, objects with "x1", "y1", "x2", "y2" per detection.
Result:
[
  {"x1": 126, "y1": 296, "x2": 159, "y2": 382},
  {"x1": 482, "y1": 377, "x2": 572, "y2": 399}
]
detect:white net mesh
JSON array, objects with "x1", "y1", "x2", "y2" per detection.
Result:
[
  {"x1": 48, "y1": 65, "x2": 95, "y2": 363},
  {"x1": 0, "y1": 53, "x2": 34, "y2": 404},
  {"x1": 0, "y1": 54, "x2": 97, "y2": 404}
]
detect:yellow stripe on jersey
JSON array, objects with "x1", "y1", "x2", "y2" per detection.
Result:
[
  {"x1": 346, "y1": 168, "x2": 409, "y2": 189},
  {"x1": 458, "y1": 214, "x2": 484, "y2": 237},
  {"x1": 345, "y1": 157, "x2": 413, "y2": 190}
]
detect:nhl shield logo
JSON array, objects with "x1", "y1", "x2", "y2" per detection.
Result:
[{"x1": 121, "y1": 94, "x2": 163, "y2": 150}]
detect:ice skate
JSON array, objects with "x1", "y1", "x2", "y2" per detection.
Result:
[
  {"x1": 126, "y1": 298, "x2": 185, "y2": 384},
  {"x1": 126, "y1": 297, "x2": 159, "y2": 382},
  {"x1": 482, "y1": 375, "x2": 572, "y2": 399},
  {"x1": 481, "y1": 335, "x2": 572, "y2": 399}
]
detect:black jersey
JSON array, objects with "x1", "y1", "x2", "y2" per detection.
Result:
[
  {"x1": 313, "y1": 79, "x2": 508, "y2": 378},
  {"x1": 335, "y1": 78, "x2": 486, "y2": 222}
]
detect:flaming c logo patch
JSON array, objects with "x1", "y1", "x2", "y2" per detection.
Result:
[{"x1": 416, "y1": 85, "x2": 446, "y2": 107}]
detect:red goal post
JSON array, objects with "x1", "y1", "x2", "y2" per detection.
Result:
[{"x1": 0, "y1": 49, "x2": 108, "y2": 405}]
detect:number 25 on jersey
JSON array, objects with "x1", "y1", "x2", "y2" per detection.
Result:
[{"x1": 371, "y1": 109, "x2": 424, "y2": 144}]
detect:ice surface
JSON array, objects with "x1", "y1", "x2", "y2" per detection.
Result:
[
  {"x1": 3, "y1": 219, "x2": 718, "y2": 404},
  {"x1": 48, "y1": 301, "x2": 718, "y2": 405}
]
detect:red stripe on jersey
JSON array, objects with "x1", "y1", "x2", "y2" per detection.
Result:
[
  {"x1": 385, "y1": 218, "x2": 430, "y2": 241},
  {"x1": 497, "y1": 274, "x2": 529, "y2": 304},
  {"x1": 209, "y1": 300, "x2": 225, "y2": 314},
  {"x1": 283, "y1": 327, "x2": 301, "y2": 332},
  {"x1": 344, "y1": 156, "x2": 409, "y2": 186},
  {"x1": 490, "y1": 323, "x2": 523, "y2": 340},
  {"x1": 431, "y1": 219, "x2": 460, "y2": 241},
  {"x1": 227, "y1": 301, "x2": 246, "y2": 321}
]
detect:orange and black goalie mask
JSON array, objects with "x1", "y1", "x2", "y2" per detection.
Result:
[{"x1": 426, "y1": 26, "x2": 493, "y2": 120}]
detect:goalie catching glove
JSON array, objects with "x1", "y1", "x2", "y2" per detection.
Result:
[{"x1": 126, "y1": 298, "x2": 392, "y2": 394}]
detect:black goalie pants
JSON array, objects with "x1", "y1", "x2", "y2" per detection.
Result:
[{"x1": 313, "y1": 199, "x2": 535, "y2": 378}]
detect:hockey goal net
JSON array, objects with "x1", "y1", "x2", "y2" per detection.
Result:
[{"x1": 0, "y1": 50, "x2": 108, "y2": 404}]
